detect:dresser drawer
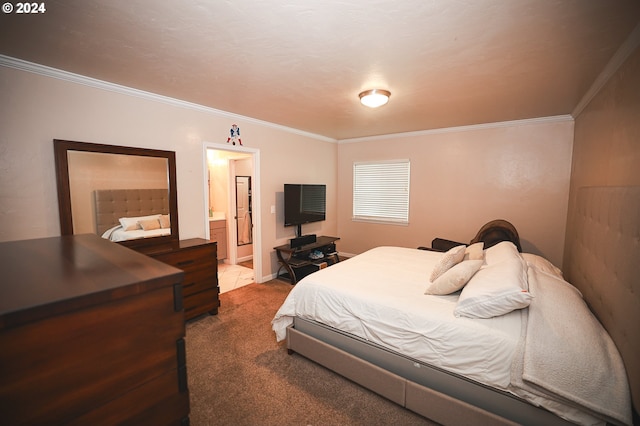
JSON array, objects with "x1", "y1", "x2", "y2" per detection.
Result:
[
  {"x1": 153, "y1": 247, "x2": 216, "y2": 271},
  {"x1": 183, "y1": 274, "x2": 217, "y2": 297},
  {"x1": 0, "y1": 285, "x2": 185, "y2": 424},
  {"x1": 145, "y1": 239, "x2": 219, "y2": 321},
  {"x1": 185, "y1": 288, "x2": 220, "y2": 318}
]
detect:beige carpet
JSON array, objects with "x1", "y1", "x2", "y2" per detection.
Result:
[{"x1": 185, "y1": 280, "x2": 437, "y2": 426}]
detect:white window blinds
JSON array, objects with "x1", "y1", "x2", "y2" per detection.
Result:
[{"x1": 353, "y1": 160, "x2": 410, "y2": 224}]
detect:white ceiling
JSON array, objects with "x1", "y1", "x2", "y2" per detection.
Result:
[{"x1": 1, "y1": 0, "x2": 639, "y2": 140}]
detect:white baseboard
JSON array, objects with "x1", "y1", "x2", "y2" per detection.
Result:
[{"x1": 237, "y1": 255, "x2": 253, "y2": 263}]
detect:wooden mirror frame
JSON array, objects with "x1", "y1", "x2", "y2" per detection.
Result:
[{"x1": 53, "y1": 139, "x2": 179, "y2": 249}]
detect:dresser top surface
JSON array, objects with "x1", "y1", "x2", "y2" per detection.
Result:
[
  {"x1": 137, "y1": 237, "x2": 216, "y2": 256},
  {"x1": 0, "y1": 234, "x2": 183, "y2": 328}
]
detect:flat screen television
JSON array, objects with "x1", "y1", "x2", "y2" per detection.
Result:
[{"x1": 284, "y1": 184, "x2": 326, "y2": 234}]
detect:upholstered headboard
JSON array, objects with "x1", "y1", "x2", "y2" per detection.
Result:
[
  {"x1": 564, "y1": 186, "x2": 639, "y2": 415},
  {"x1": 94, "y1": 189, "x2": 170, "y2": 235}
]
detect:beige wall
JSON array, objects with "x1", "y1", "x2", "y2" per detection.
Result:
[
  {"x1": 0, "y1": 65, "x2": 338, "y2": 282},
  {"x1": 337, "y1": 119, "x2": 574, "y2": 267},
  {"x1": 564, "y1": 45, "x2": 640, "y2": 272},
  {"x1": 0, "y1": 60, "x2": 588, "y2": 277}
]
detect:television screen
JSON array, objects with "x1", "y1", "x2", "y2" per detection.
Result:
[{"x1": 284, "y1": 184, "x2": 326, "y2": 227}]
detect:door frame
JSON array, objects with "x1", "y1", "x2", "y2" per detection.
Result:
[{"x1": 202, "y1": 141, "x2": 262, "y2": 283}]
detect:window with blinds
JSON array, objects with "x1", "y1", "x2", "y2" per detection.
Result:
[{"x1": 353, "y1": 160, "x2": 410, "y2": 224}]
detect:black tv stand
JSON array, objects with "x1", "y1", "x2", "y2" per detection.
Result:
[{"x1": 274, "y1": 236, "x2": 340, "y2": 284}]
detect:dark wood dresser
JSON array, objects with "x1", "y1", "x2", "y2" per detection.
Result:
[
  {"x1": 0, "y1": 234, "x2": 190, "y2": 425},
  {"x1": 143, "y1": 238, "x2": 219, "y2": 320}
]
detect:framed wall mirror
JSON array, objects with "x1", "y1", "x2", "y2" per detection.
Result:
[
  {"x1": 235, "y1": 175, "x2": 252, "y2": 246},
  {"x1": 54, "y1": 139, "x2": 179, "y2": 249}
]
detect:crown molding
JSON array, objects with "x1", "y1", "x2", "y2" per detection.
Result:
[
  {"x1": 572, "y1": 22, "x2": 640, "y2": 118},
  {"x1": 0, "y1": 54, "x2": 336, "y2": 143},
  {"x1": 338, "y1": 115, "x2": 574, "y2": 144}
]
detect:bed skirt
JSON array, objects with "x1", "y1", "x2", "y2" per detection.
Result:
[{"x1": 287, "y1": 317, "x2": 573, "y2": 426}]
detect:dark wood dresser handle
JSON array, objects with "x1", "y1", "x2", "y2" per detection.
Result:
[
  {"x1": 176, "y1": 338, "x2": 188, "y2": 393},
  {"x1": 173, "y1": 284, "x2": 183, "y2": 312}
]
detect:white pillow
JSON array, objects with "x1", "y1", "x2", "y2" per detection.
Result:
[
  {"x1": 425, "y1": 260, "x2": 483, "y2": 295},
  {"x1": 484, "y1": 241, "x2": 520, "y2": 265},
  {"x1": 454, "y1": 257, "x2": 532, "y2": 319},
  {"x1": 521, "y1": 253, "x2": 563, "y2": 278},
  {"x1": 464, "y1": 242, "x2": 484, "y2": 261},
  {"x1": 429, "y1": 245, "x2": 466, "y2": 282},
  {"x1": 119, "y1": 214, "x2": 161, "y2": 231}
]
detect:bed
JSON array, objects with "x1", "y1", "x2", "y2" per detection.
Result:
[
  {"x1": 94, "y1": 188, "x2": 171, "y2": 241},
  {"x1": 272, "y1": 186, "x2": 639, "y2": 426}
]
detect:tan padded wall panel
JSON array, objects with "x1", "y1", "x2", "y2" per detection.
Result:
[{"x1": 564, "y1": 186, "x2": 639, "y2": 411}]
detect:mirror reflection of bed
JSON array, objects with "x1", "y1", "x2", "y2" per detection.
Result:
[
  {"x1": 55, "y1": 139, "x2": 180, "y2": 250},
  {"x1": 55, "y1": 139, "x2": 222, "y2": 322},
  {"x1": 66, "y1": 150, "x2": 170, "y2": 238},
  {"x1": 95, "y1": 189, "x2": 171, "y2": 242}
]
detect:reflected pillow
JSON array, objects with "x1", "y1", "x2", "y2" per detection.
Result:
[
  {"x1": 430, "y1": 245, "x2": 466, "y2": 282},
  {"x1": 119, "y1": 214, "x2": 161, "y2": 231},
  {"x1": 159, "y1": 214, "x2": 170, "y2": 229},
  {"x1": 425, "y1": 260, "x2": 483, "y2": 295},
  {"x1": 139, "y1": 218, "x2": 161, "y2": 231}
]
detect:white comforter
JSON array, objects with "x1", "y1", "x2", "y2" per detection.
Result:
[
  {"x1": 273, "y1": 246, "x2": 522, "y2": 389},
  {"x1": 272, "y1": 246, "x2": 632, "y2": 425}
]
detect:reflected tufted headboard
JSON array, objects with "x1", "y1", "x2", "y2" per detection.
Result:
[
  {"x1": 94, "y1": 189, "x2": 170, "y2": 235},
  {"x1": 564, "y1": 186, "x2": 640, "y2": 415}
]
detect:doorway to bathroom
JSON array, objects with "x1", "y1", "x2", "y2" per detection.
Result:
[{"x1": 203, "y1": 142, "x2": 262, "y2": 292}]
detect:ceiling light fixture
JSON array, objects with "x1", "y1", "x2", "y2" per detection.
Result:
[{"x1": 359, "y1": 89, "x2": 391, "y2": 108}]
